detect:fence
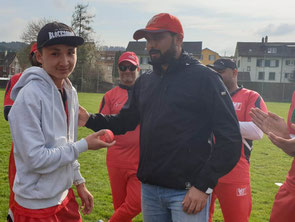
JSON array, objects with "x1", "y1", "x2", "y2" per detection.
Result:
[{"x1": 238, "y1": 81, "x2": 295, "y2": 102}]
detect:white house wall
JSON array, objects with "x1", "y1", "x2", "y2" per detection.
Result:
[{"x1": 237, "y1": 56, "x2": 293, "y2": 83}]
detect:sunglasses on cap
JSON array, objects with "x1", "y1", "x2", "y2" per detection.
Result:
[{"x1": 119, "y1": 64, "x2": 137, "y2": 72}]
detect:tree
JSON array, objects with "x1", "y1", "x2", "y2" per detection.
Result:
[
  {"x1": 70, "y1": 3, "x2": 104, "y2": 92},
  {"x1": 71, "y1": 3, "x2": 95, "y2": 42},
  {"x1": 20, "y1": 18, "x2": 54, "y2": 44}
]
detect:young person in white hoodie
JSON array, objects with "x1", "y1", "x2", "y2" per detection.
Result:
[{"x1": 8, "y1": 22, "x2": 115, "y2": 222}]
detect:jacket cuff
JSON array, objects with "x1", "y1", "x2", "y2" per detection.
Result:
[
  {"x1": 192, "y1": 173, "x2": 216, "y2": 194},
  {"x1": 75, "y1": 138, "x2": 88, "y2": 153}
]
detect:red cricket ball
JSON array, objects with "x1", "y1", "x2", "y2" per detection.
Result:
[{"x1": 100, "y1": 129, "x2": 114, "y2": 143}]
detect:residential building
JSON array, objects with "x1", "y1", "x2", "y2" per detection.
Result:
[
  {"x1": 235, "y1": 37, "x2": 295, "y2": 83},
  {"x1": 97, "y1": 50, "x2": 116, "y2": 83},
  {"x1": 0, "y1": 51, "x2": 22, "y2": 78},
  {"x1": 200, "y1": 48, "x2": 221, "y2": 65},
  {"x1": 126, "y1": 41, "x2": 202, "y2": 75}
]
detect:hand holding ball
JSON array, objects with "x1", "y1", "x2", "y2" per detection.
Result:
[{"x1": 100, "y1": 129, "x2": 114, "y2": 143}]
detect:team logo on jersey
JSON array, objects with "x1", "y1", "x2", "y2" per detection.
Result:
[
  {"x1": 114, "y1": 102, "x2": 122, "y2": 107},
  {"x1": 236, "y1": 187, "x2": 247, "y2": 196},
  {"x1": 233, "y1": 102, "x2": 242, "y2": 111}
]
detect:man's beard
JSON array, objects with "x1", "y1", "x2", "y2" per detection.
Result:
[{"x1": 149, "y1": 41, "x2": 177, "y2": 66}]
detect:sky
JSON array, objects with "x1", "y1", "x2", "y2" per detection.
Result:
[{"x1": 1, "y1": 0, "x2": 295, "y2": 56}]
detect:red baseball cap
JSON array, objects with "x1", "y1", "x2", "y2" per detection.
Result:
[
  {"x1": 118, "y1": 52, "x2": 139, "y2": 66},
  {"x1": 133, "y1": 13, "x2": 184, "y2": 40},
  {"x1": 30, "y1": 42, "x2": 37, "y2": 55}
]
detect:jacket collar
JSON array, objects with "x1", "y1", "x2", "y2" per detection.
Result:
[{"x1": 119, "y1": 83, "x2": 133, "y2": 90}]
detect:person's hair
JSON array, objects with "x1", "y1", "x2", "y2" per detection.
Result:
[{"x1": 29, "y1": 52, "x2": 42, "y2": 67}]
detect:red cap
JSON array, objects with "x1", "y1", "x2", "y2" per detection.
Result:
[
  {"x1": 30, "y1": 42, "x2": 37, "y2": 55},
  {"x1": 133, "y1": 13, "x2": 184, "y2": 40},
  {"x1": 118, "y1": 52, "x2": 139, "y2": 66}
]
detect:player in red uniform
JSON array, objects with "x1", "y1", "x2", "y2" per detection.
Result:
[
  {"x1": 3, "y1": 42, "x2": 40, "y2": 222},
  {"x1": 98, "y1": 52, "x2": 141, "y2": 221},
  {"x1": 250, "y1": 91, "x2": 295, "y2": 222},
  {"x1": 208, "y1": 59, "x2": 267, "y2": 222}
]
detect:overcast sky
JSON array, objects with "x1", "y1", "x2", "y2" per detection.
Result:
[{"x1": 1, "y1": 0, "x2": 295, "y2": 56}]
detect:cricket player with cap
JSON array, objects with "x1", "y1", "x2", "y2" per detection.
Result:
[
  {"x1": 79, "y1": 13, "x2": 242, "y2": 222},
  {"x1": 98, "y1": 51, "x2": 141, "y2": 222},
  {"x1": 208, "y1": 59, "x2": 267, "y2": 222},
  {"x1": 8, "y1": 22, "x2": 115, "y2": 221}
]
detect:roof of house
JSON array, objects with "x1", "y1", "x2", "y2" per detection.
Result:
[
  {"x1": 126, "y1": 41, "x2": 202, "y2": 56},
  {"x1": 0, "y1": 51, "x2": 16, "y2": 66},
  {"x1": 235, "y1": 42, "x2": 295, "y2": 58},
  {"x1": 202, "y1": 47, "x2": 220, "y2": 56}
]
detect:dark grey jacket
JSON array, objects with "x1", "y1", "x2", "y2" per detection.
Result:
[{"x1": 86, "y1": 52, "x2": 242, "y2": 192}]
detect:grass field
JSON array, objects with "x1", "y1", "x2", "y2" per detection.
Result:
[{"x1": 0, "y1": 89, "x2": 293, "y2": 222}]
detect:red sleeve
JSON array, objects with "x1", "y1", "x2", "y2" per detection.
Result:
[
  {"x1": 4, "y1": 73, "x2": 22, "y2": 106},
  {"x1": 244, "y1": 91, "x2": 267, "y2": 121},
  {"x1": 99, "y1": 92, "x2": 112, "y2": 115}
]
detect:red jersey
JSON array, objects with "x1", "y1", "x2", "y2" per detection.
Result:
[
  {"x1": 99, "y1": 85, "x2": 140, "y2": 170},
  {"x1": 219, "y1": 87, "x2": 267, "y2": 184},
  {"x1": 3, "y1": 73, "x2": 22, "y2": 211},
  {"x1": 285, "y1": 91, "x2": 295, "y2": 193},
  {"x1": 4, "y1": 73, "x2": 22, "y2": 106}
]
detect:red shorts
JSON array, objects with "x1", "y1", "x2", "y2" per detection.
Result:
[
  {"x1": 13, "y1": 188, "x2": 82, "y2": 222},
  {"x1": 209, "y1": 182, "x2": 252, "y2": 222},
  {"x1": 270, "y1": 184, "x2": 295, "y2": 222}
]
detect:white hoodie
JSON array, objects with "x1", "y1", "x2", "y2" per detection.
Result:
[{"x1": 9, "y1": 67, "x2": 88, "y2": 209}]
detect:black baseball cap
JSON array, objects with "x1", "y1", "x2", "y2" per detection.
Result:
[
  {"x1": 207, "y1": 59, "x2": 237, "y2": 71},
  {"x1": 37, "y1": 22, "x2": 84, "y2": 49}
]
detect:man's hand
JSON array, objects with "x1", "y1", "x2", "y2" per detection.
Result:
[
  {"x1": 249, "y1": 108, "x2": 290, "y2": 139},
  {"x1": 268, "y1": 124, "x2": 295, "y2": 157},
  {"x1": 76, "y1": 183, "x2": 93, "y2": 215},
  {"x1": 85, "y1": 130, "x2": 116, "y2": 150},
  {"x1": 79, "y1": 105, "x2": 90, "y2": 127},
  {"x1": 182, "y1": 186, "x2": 209, "y2": 214}
]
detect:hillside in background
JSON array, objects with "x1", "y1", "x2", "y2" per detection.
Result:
[{"x1": 0, "y1": 42, "x2": 28, "y2": 52}]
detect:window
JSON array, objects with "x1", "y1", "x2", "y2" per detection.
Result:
[
  {"x1": 267, "y1": 48, "x2": 277, "y2": 53},
  {"x1": 209, "y1": 55, "x2": 216, "y2": 61},
  {"x1": 286, "y1": 60, "x2": 291, "y2": 65},
  {"x1": 100, "y1": 56, "x2": 105, "y2": 60},
  {"x1": 270, "y1": 60, "x2": 276, "y2": 67},
  {"x1": 257, "y1": 59, "x2": 263, "y2": 67},
  {"x1": 269, "y1": 72, "x2": 275, "y2": 80},
  {"x1": 285, "y1": 73, "x2": 290, "y2": 78},
  {"x1": 264, "y1": 59, "x2": 279, "y2": 67},
  {"x1": 247, "y1": 66, "x2": 251, "y2": 71},
  {"x1": 265, "y1": 60, "x2": 270, "y2": 67},
  {"x1": 258, "y1": 72, "x2": 265, "y2": 80},
  {"x1": 247, "y1": 57, "x2": 251, "y2": 62}
]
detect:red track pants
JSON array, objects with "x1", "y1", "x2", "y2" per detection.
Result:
[{"x1": 107, "y1": 165, "x2": 141, "y2": 222}]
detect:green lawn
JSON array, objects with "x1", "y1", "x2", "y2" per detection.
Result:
[{"x1": 0, "y1": 89, "x2": 293, "y2": 221}]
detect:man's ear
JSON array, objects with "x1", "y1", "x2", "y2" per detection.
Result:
[
  {"x1": 35, "y1": 50, "x2": 43, "y2": 64},
  {"x1": 175, "y1": 33, "x2": 184, "y2": 46},
  {"x1": 233, "y1": 68, "x2": 238, "y2": 77}
]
